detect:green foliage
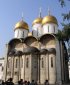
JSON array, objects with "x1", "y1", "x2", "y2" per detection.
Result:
[
  {"x1": 56, "y1": 30, "x2": 63, "y2": 41},
  {"x1": 62, "y1": 12, "x2": 70, "y2": 21},
  {"x1": 62, "y1": 23, "x2": 70, "y2": 39},
  {"x1": 58, "y1": 0, "x2": 70, "y2": 58},
  {"x1": 58, "y1": 0, "x2": 70, "y2": 21},
  {"x1": 59, "y1": 0, "x2": 65, "y2": 7}
]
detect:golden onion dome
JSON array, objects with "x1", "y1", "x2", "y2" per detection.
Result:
[
  {"x1": 42, "y1": 15, "x2": 58, "y2": 25},
  {"x1": 32, "y1": 17, "x2": 42, "y2": 26},
  {"x1": 14, "y1": 20, "x2": 29, "y2": 30}
]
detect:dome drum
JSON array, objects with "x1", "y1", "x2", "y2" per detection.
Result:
[
  {"x1": 14, "y1": 29, "x2": 29, "y2": 38},
  {"x1": 14, "y1": 20, "x2": 29, "y2": 38},
  {"x1": 32, "y1": 17, "x2": 42, "y2": 37}
]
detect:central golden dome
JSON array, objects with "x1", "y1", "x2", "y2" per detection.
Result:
[
  {"x1": 42, "y1": 15, "x2": 58, "y2": 25},
  {"x1": 15, "y1": 20, "x2": 29, "y2": 30},
  {"x1": 32, "y1": 17, "x2": 42, "y2": 26}
]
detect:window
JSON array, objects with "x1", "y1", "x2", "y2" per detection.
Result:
[
  {"x1": 26, "y1": 58, "x2": 29, "y2": 68},
  {"x1": 17, "y1": 30, "x2": 19, "y2": 37},
  {"x1": 48, "y1": 26, "x2": 49, "y2": 32},
  {"x1": 42, "y1": 58, "x2": 44, "y2": 68},
  {"x1": 51, "y1": 57, "x2": 53, "y2": 67},
  {"x1": 1, "y1": 66, "x2": 4, "y2": 71},
  {"x1": 37, "y1": 28, "x2": 38, "y2": 36},
  {"x1": 15, "y1": 59, "x2": 18, "y2": 68},
  {"x1": 21, "y1": 58, "x2": 23, "y2": 68},
  {"x1": 14, "y1": 72, "x2": 18, "y2": 75},
  {"x1": 23, "y1": 31, "x2": 24, "y2": 37},
  {"x1": 0, "y1": 63, "x2": 2, "y2": 66},
  {"x1": 54, "y1": 26, "x2": 55, "y2": 32},
  {"x1": 32, "y1": 31, "x2": 33, "y2": 35},
  {"x1": 7, "y1": 72, "x2": 11, "y2": 76}
]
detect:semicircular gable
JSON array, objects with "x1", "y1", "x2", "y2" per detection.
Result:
[
  {"x1": 39, "y1": 34, "x2": 56, "y2": 46},
  {"x1": 8, "y1": 38, "x2": 22, "y2": 48},
  {"x1": 24, "y1": 36, "x2": 38, "y2": 46}
]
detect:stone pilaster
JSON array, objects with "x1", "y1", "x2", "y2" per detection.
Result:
[{"x1": 56, "y1": 40, "x2": 62, "y2": 84}]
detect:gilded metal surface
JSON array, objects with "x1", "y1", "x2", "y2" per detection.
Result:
[
  {"x1": 15, "y1": 20, "x2": 29, "y2": 30},
  {"x1": 42, "y1": 15, "x2": 58, "y2": 25},
  {"x1": 32, "y1": 17, "x2": 42, "y2": 25}
]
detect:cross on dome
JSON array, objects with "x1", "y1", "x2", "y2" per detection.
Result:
[{"x1": 39, "y1": 7, "x2": 42, "y2": 18}]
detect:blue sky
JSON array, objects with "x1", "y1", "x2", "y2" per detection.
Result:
[{"x1": 0, "y1": 0, "x2": 70, "y2": 57}]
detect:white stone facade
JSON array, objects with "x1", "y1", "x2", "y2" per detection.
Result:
[
  {"x1": 3, "y1": 14, "x2": 69, "y2": 85},
  {"x1": 32, "y1": 24, "x2": 42, "y2": 38},
  {"x1": 0, "y1": 58, "x2": 4, "y2": 81},
  {"x1": 14, "y1": 28, "x2": 29, "y2": 38},
  {"x1": 42, "y1": 23, "x2": 58, "y2": 34}
]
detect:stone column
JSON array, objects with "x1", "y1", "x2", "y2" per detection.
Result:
[
  {"x1": 24, "y1": 55, "x2": 25, "y2": 80},
  {"x1": 38, "y1": 54, "x2": 40, "y2": 84},
  {"x1": 48, "y1": 53, "x2": 49, "y2": 83},
  {"x1": 45, "y1": 53, "x2": 49, "y2": 80},
  {"x1": 56, "y1": 40, "x2": 62, "y2": 85},
  {"x1": 12, "y1": 56, "x2": 14, "y2": 80},
  {"x1": 19, "y1": 56, "x2": 21, "y2": 80},
  {"x1": 60, "y1": 41, "x2": 64, "y2": 83}
]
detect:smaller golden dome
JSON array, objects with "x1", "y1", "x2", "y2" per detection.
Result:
[
  {"x1": 15, "y1": 20, "x2": 29, "y2": 30},
  {"x1": 32, "y1": 17, "x2": 42, "y2": 26},
  {"x1": 42, "y1": 15, "x2": 58, "y2": 25}
]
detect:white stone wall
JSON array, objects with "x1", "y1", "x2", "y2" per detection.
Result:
[
  {"x1": 42, "y1": 23, "x2": 58, "y2": 34},
  {"x1": 40, "y1": 54, "x2": 48, "y2": 84},
  {"x1": 31, "y1": 54, "x2": 38, "y2": 82},
  {"x1": 32, "y1": 24, "x2": 42, "y2": 37},
  {"x1": 13, "y1": 56, "x2": 19, "y2": 83},
  {"x1": 55, "y1": 40, "x2": 62, "y2": 84},
  {"x1": 24, "y1": 55, "x2": 31, "y2": 81},
  {"x1": 21, "y1": 55, "x2": 25, "y2": 80},
  {"x1": 0, "y1": 58, "x2": 4, "y2": 80},
  {"x1": 49, "y1": 53, "x2": 56, "y2": 84},
  {"x1": 14, "y1": 28, "x2": 28, "y2": 38}
]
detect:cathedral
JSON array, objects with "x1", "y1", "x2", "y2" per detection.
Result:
[{"x1": 3, "y1": 11, "x2": 69, "y2": 84}]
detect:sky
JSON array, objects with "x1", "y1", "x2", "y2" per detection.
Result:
[{"x1": 0, "y1": 0, "x2": 70, "y2": 57}]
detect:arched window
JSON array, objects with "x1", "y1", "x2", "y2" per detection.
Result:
[
  {"x1": 54, "y1": 26, "x2": 55, "y2": 32},
  {"x1": 21, "y1": 58, "x2": 23, "y2": 68},
  {"x1": 32, "y1": 31, "x2": 33, "y2": 35},
  {"x1": 26, "y1": 58, "x2": 29, "y2": 68},
  {"x1": 15, "y1": 59, "x2": 18, "y2": 68},
  {"x1": 23, "y1": 31, "x2": 24, "y2": 37},
  {"x1": 37, "y1": 28, "x2": 38, "y2": 36},
  {"x1": 51, "y1": 57, "x2": 53, "y2": 67},
  {"x1": 1, "y1": 66, "x2": 4, "y2": 71},
  {"x1": 42, "y1": 58, "x2": 44, "y2": 68},
  {"x1": 48, "y1": 26, "x2": 49, "y2": 32},
  {"x1": 17, "y1": 30, "x2": 19, "y2": 37}
]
